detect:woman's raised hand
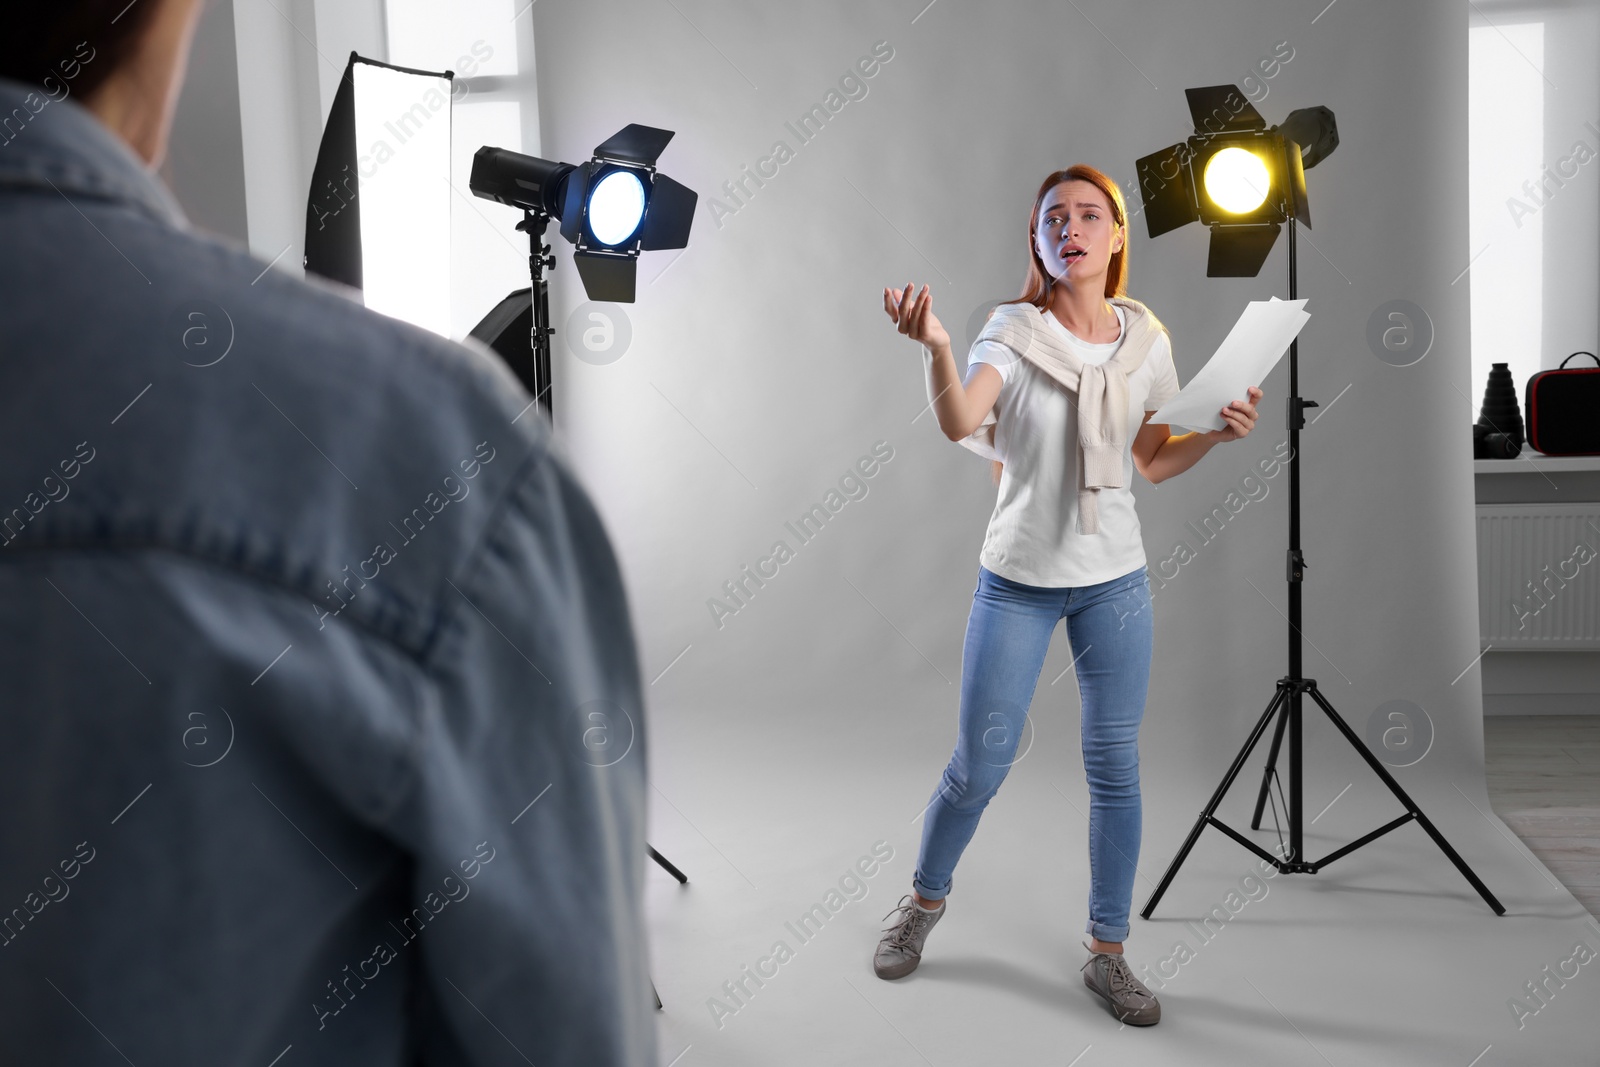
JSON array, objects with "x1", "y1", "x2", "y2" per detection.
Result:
[{"x1": 883, "y1": 282, "x2": 951, "y2": 353}]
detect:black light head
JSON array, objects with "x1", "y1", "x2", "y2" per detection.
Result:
[
  {"x1": 469, "y1": 147, "x2": 575, "y2": 216},
  {"x1": 1136, "y1": 85, "x2": 1336, "y2": 277},
  {"x1": 1277, "y1": 105, "x2": 1340, "y2": 170},
  {"x1": 470, "y1": 124, "x2": 698, "y2": 303}
]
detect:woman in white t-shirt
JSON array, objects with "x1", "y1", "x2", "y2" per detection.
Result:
[{"x1": 871, "y1": 164, "x2": 1262, "y2": 1028}]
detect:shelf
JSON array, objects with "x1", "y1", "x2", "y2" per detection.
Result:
[{"x1": 1475, "y1": 452, "x2": 1600, "y2": 474}]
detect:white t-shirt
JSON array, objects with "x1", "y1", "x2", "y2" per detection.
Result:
[{"x1": 967, "y1": 303, "x2": 1180, "y2": 588}]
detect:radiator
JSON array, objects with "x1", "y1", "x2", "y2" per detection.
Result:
[{"x1": 1476, "y1": 504, "x2": 1600, "y2": 649}]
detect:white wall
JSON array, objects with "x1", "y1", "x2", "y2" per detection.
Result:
[
  {"x1": 530, "y1": 0, "x2": 1489, "y2": 791},
  {"x1": 230, "y1": 0, "x2": 386, "y2": 271},
  {"x1": 161, "y1": 0, "x2": 249, "y2": 245}
]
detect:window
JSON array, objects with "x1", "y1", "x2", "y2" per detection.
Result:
[
  {"x1": 1468, "y1": 5, "x2": 1600, "y2": 411},
  {"x1": 384, "y1": 0, "x2": 541, "y2": 341},
  {"x1": 1468, "y1": 18, "x2": 1542, "y2": 405}
]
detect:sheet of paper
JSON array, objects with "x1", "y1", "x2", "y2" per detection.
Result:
[{"x1": 1149, "y1": 297, "x2": 1310, "y2": 433}]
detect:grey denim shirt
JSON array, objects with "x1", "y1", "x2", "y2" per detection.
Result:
[{"x1": 0, "y1": 77, "x2": 654, "y2": 1065}]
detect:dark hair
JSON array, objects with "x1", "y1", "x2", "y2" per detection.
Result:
[
  {"x1": 0, "y1": 2, "x2": 166, "y2": 102},
  {"x1": 987, "y1": 164, "x2": 1131, "y2": 485}
]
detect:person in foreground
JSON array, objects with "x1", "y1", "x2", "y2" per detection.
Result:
[
  {"x1": 0, "y1": 3, "x2": 654, "y2": 1063},
  {"x1": 874, "y1": 164, "x2": 1263, "y2": 1027}
]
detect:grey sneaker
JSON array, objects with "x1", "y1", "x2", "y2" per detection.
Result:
[
  {"x1": 1080, "y1": 940, "x2": 1160, "y2": 1025},
  {"x1": 873, "y1": 894, "x2": 945, "y2": 979}
]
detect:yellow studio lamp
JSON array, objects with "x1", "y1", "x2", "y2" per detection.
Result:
[{"x1": 1133, "y1": 83, "x2": 1336, "y2": 276}]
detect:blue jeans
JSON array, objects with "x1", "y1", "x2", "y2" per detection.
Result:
[{"x1": 912, "y1": 563, "x2": 1154, "y2": 943}]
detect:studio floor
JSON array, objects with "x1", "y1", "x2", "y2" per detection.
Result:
[
  {"x1": 1484, "y1": 716, "x2": 1600, "y2": 924},
  {"x1": 642, "y1": 699, "x2": 1600, "y2": 1067}
]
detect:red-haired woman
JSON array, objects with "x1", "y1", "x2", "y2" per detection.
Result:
[{"x1": 873, "y1": 165, "x2": 1262, "y2": 1027}]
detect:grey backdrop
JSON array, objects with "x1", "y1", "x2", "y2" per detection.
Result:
[
  {"x1": 533, "y1": 5, "x2": 1600, "y2": 1058},
  {"x1": 532, "y1": 0, "x2": 1486, "y2": 799}
]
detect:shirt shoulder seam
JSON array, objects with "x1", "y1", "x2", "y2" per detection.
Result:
[{"x1": 1, "y1": 538, "x2": 437, "y2": 665}]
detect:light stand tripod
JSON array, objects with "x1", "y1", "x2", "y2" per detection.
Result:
[
  {"x1": 514, "y1": 209, "x2": 556, "y2": 419},
  {"x1": 504, "y1": 208, "x2": 694, "y2": 1009},
  {"x1": 1139, "y1": 218, "x2": 1504, "y2": 919},
  {"x1": 468, "y1": 128, "x2": 700, "y2": 1013}
]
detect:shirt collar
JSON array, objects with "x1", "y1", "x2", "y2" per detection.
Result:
[{"x1": 0, "y1": 75, "x2": 188, "y2": 229}]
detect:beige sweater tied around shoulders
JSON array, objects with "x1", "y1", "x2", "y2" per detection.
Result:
[{"x1": 928, "y1": 296, "x2": 1171, "y2": 535}]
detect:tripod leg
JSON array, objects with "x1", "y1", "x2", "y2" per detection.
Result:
[
  {"x1": 1250, "y1": 697, "x2": 1291, "y2": 830},
  {"x1": 1303, "y1": 685, "x2": 1505, "y2": 915},
  {"x1": 1141, "y1": 683, "x2": 1292, "y2": 919},
  {"x1": 649, "y1": 845, "x2": 689, "y2": 884}
]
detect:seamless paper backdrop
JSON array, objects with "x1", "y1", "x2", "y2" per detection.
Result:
[
  {"x1": 533, "y1": 0, "x2": 1485, "y2": 798},
  {"x1": 525, "y1": 3, "x2": 1600, "y2": 1064}
]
